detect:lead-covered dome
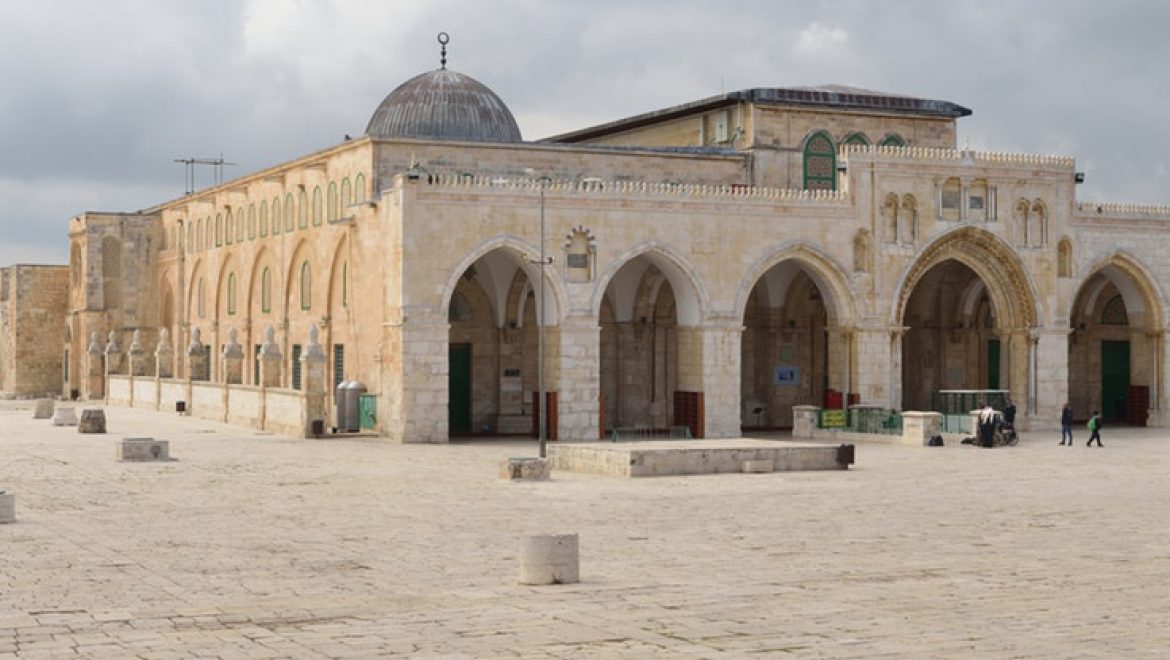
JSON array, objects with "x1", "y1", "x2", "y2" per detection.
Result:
[{"x1": 365, "y1": 68, "x2": 522, "y2": 143}]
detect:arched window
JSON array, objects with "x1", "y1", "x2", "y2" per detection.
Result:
[
  {"x1": 248, "y1": 204, "x2": 256, "y2": 239},
  {"x1": 271, "y1": 198, "x2": 282, "y2": 235},
  {"x1": 197, "y1": 277, "x2": 206, "y2": 318},
  {"x1": 354, "y1": 173, "x2": 366, "y2": 202},
  {"x1": 284, "y1": 193, "x2": 294, "y2": 232},
  {"x1": 1101, "y1": 295, "x2": 1128, "y2": 326},
  {"x1": 843, "y1": 132, "x2": 869, "y2": 147},
  {"x1": 803, "y1": 131, "x2": 836, "y2": 191},
  {"x1": 216, "y1": 213, "x2": 223, "y2": 246},
  {"x1": 300, "y1": 261, "x2": 312, "y2": 310},
  {"x1": 298, "y1": 189, "x2": 308, "y2": 229},
  {"x1": 233, "y1": 207, "x2": 242, "y2": 242},
  {"x1": 327, "y1": 182, "x2": 338, "y2": 221},
  {"x1": 342, "y1": 262, "x2": 348, "y2": 307},
  {"x1": 225, "y1": 209, "x2": 234, "y2": 245},
  {"x1": 259, "y1": 201, "x2": 269, "y2": 237},
  {"x1": 227, "y1": 273, "x2": 237, "y2": 315},
  {"x1": 1029, "y1": 200, "x2": 1047, "y2": 247},
  {"x1": 101, "y1": 236, "x2": 121, "y2": 309},
  {"x1": 312, "y1": 186, "x2": 323, "y2": 226},
  {"x1": 204, "y1": 217, "x2": 211, "y2": 250},
  {"x1": 261, "y1": 267, "x2": 272, "y2": 313},
  {"x1": 882, "y1": 193, "x2": 899, "y2": 242},
  {"x1": 1058, "y1": 239, "x2": 1073, "y2": 278},
  {"x1": 340, "y1": 178, "x2": 352, "y2": 210},
  {"x1": 879, "y1": 134, "x2": 906, "y2": 147}
]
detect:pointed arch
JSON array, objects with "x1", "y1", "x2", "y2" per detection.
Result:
[
  {"x1": 802, "y1": 130, "x2": 836, "y2": 191},
  {"x1": 283, "y1": 239, "x2": 317, "y2": 318},
  {"x1": 734, "y1": 241, "x2": 856, "y2": 328},
  {"x1": 892, "y1": 226, "x2": 1040, "y2": 329},
  {"x1": 441, "y1": 234, "x2": 569, "y2": 327},
  {"x1": 593, "y1": 242, "x2": 708, "y2": 326},
  {"x1": 1073, "y1": 251, "x2": 1165, "y2": 331}
]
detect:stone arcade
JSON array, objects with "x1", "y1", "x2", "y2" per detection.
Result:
[{"x1": 3, "y1": 37, "x2": 1169, "y2": 440}]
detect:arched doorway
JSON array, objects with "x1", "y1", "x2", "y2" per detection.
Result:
[
  {"x1": 740, "y1": 264, "x2": 829, "y2": 429},
  {"x1": 901, "y1": 260, "x2": 1001, "y2": 410},
  {"x1": 446, "y1": 247, "x2": 553, "y2": 437},
  {"x1": 598, "y1": 250, "x2": 704, "y2": 436},
  {"x1": 1068, "y1": 259, "x2": 1163, "y2": 425}
]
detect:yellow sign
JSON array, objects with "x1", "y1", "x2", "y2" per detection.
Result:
[{"x1": 821, "y1": 409, "x2": 847, "y2": 428}]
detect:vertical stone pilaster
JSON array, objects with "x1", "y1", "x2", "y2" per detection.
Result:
[
  {"x1": 853, "y1": 326, "x2": 897, "y2": 407},
  {"x1": 85, "y1": 331, "x2": 104, "y2": 400},
  {"x1": 300, "y1": 324, "x2": 328, "y2": 437},
  {"x1": 155, "y1": 328, "x2": 174, "y2": 379},
  {"x1": 385, "y1": 316, "x2": 449, "y2": 443},
  {"x1": 697, "y1": 319, "x2": 743, "y2": 439},
  {"x1": 555, "y1": 316, "x2": 600, "y2": 440},
  {"x1": 222, "y1": 327, "x2": 244, "y2": 385},
  {"x1": 1032, "y1": 329, "x2": 1069, "y2": 431}
]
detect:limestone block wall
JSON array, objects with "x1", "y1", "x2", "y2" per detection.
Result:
[{"x1": 0, "y1": 265, "x2": 69, "y2": 398}]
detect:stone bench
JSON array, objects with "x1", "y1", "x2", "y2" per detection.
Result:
[
  {"x1": 52, "y1": 406, "x2": 78, "y2": 426},
  {"x1": 118, "y1": 438, "x2": 172, "y2": 462}
]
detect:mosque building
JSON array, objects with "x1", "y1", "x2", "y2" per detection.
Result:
[{"x1": 3, "y1": 34, "x2": 1168, "y2": 440}]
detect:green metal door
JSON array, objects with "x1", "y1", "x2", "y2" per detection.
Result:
[
  {"x1": 358, "y1": 394, "x2": 377, "y2": 430},
  {"x1": 448, "y1": 343, "x2": 472, "y2": 435},
  {"x1": 1101, "y1": 341, "x2": 1130, "y2": 422},
  {"x1": 987, "y1": 339, "x2": 1001, "y2": 389}
]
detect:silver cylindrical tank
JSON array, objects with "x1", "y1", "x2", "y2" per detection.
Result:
[
  {"x1": 343, "y1": 381, "x2": 367, "y2": 432},
  {"x1": 335, "y1": 380, "x2": 350, "y2": 432}
]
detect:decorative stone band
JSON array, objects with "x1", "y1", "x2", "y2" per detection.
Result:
[
  {"x1": 1075, "y1": 202, "x2": 1170, "y2": 219},
  {"x1": 840, "y1": 144, "x2": 1076, "y2": 170},
  {"x1": 418, "y1": 174, "x2": 849, "y2": 203}
]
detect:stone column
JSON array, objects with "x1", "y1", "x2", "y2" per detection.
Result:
[
  {"x1": 84, "y1": 331, "x2": 104, "y2": 400},
  {"x1": 104, "y1": 330, "x2": 124, "y2": 376},
  {"x1": 300, "y1": 323, "x2": 328, "y2": 437},
  {"x1": 1031, "y1": 328, "x2": 1070, "y2": 431},
  {"x1": 888, "y1": 327, "x2": 908, "y2": 411},
  {"x1": 852, "y1": 325, "x2": 898, "y2": 407},
  {"x1": 556, "y1": 315, "x2": 600, "y2": 440},
  {"x1": 825, "y1": 326, "x2": 855, "y2": 401},
  {"x1": 187, "y1": 327, "x2": 207, "y2": 383},
  {"x1": 385, "y1": 316, "x2": 449, "y2": 443},
  {"x1": 221, "y1": 327, "x2": 244, "y2": 385},
  {"x1": 128, "y1": 329, "x2": 149, "y2": 377},
  {"x1": 1151, "y1": 331, "x2": 1169, "y2": 428},
  {"x1": 696, "y1": 319, "x2": 743, "y2": 439},
  {"x1": 155, "y1": 328, "x2": 174, "y2": 379},
  {"x1": 258, "y1": 325, "x2": 283, "y2": 388}
]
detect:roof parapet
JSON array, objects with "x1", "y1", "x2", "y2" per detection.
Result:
[
  {"x1": 416, "y1": 174, "x2": 849, "y2": 203},
  {"x1": 841, "y1": 144, "x2": 1075, "y2": 170}
]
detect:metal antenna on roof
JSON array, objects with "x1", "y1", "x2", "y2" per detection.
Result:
[{"x1": 438, "y1": 32, "x2": 449, "y2": 69}]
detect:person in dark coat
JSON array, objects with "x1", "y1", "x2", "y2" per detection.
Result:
[
  {"x1": 1059, "y1": 403, "x2": 1073, "y2": 445},
  {"x1": 978, "y1": 402, "x2": 997, "y2": 448}
]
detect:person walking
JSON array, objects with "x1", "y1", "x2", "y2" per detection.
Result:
[
  {"x1": 1087, "y1": 410, "x2": 1103, "y2": 447},
  {"x1": 1059, "y1": 402, "x2": 1074, "y2": 445}
]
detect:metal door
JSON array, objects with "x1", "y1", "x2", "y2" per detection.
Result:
[{"x1": 448, "y1": 343, "x2": 472, "y2": 435}]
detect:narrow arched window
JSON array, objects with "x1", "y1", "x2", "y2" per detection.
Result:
[
  {"x1": 227, "y1": 273, "x2": 237, "y2": 315},
  {"x1": 341, "y1": 178, "x2": 352, "y2": 211},
  {"x1": 261, "y1": 267, "x2": 272, "y2": 313},
  {"x1": 225, "y1": 209, "x2": 234, "y2": 245},
  {"x1": 300, "y1": 261, "x2": 312, "y2": 310},
  {"x1": 312, "y1": 186, "x2": 323, "y2": 226},
  {"x1": 247, "y1": 205, "x2": 256, "y2": 239},
  {"x1": 354, "y1": 173, "x2": 366, "y2": 202},
  {"x1": 327, "y1": 182, "x2": 338, "y2": 221},
  {"x1": 879, "y1": 134, "x2": 906, "y2": 147},
  {"x1": 843, "y1": 132, "x2": 869, "y2": 147},
  {"x1": 204, "y1": 217, "x2": 211, "y2": 250},
  {"x1": 298, "y1": 189, "x2": 308, "y2": 229},
  {"x1": 235, "y1": 207, "x2": 245, "y2": 242},
  {"x1": 197, "y1": 277, "x2": 206, "y2": 318},
  {"x1": 216, "y1": 213, "x2": 223, "y2": 246},
  {"x1": 1058, "y1": 239, "x2": 1073, "y2": 278},
  {"x1": 284, "y1": 193, "x2": 295, "y2": 232},
  {"x1": 803, "y1": 131, "x2": 836, "y2": 191},
  {"x1": 272, "y1": 198, "x2": 282, "y2": 235},
  {"x1": 259, "y1": 201, "x2": 269, "y2": 237},
  {"x1": 342, "y1": 262, "x2": 348, "y2": 308}
]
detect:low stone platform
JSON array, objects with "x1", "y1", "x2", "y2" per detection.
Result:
[{"x1": 548, "y1": 439, "x2": 853, "y2": 477}]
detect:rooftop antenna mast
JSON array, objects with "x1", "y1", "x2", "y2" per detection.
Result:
[{"x1": 174, "y1": 154, "x2": 236, "y2": 195}]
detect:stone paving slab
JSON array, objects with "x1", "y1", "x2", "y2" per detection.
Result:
[{"x1": 1, "y1": 401, "x2": 1169, "y2": 657}]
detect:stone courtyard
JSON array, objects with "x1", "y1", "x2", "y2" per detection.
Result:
[{"x1": 1, "y1": 401, "x2": 1168, "y2": 659}]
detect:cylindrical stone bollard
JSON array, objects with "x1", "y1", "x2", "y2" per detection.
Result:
[
  {"x1": 79, "y1": 409, "x2": 107, "y2": 434},
  {"x1": 520, "y1": 533, "x2": 579, "y2": 585},
  {"x1": 33, "y1": 399, "x2": 54, "y2": 419},
  {"x1": 0, "y1": 491, "x2": 14, "y2": 524}
]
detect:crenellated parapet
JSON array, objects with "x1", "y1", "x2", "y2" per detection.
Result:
[
  {"x1": 841, "y1": 144, "x2": 1076, "y2": 170},
  {"x1": 418, "y1": 174, "x2": 850, "y2": 203},
  {"x1": 1074, "y1": 201, "x2": 1170, "y2": 220}
]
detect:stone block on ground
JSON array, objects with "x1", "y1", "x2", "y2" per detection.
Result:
[
  {"x1": 33, "y1": 399, "x2": 54, "y2": 419},
  {"x1": 118, "y1": 438, "x2": 172, "y2": 462},
  {"x1": 52, "y1": 406, "x2": 78, "y2": 426},
  {"x1": 519, "y1": 533, "x2": 579, "y2": 585},
  {"x1": 0, "y1": 491, "x2": 14, "y2": 523},
  {"x1": 79, "y1": 409, "x2": 107, "y2": 434},
  {"x1": 500, "y1": 457, "x2": 551, "y2": 481}
]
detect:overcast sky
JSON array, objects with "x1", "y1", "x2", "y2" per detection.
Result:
[{"x1": 1, "y1": 0, "x2": 1167, "y2": 265}]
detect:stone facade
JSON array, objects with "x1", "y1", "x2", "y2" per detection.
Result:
[
  {"x1": 4, "y1": 55, "x2": 1169, "y2": 441},
  {"x1": 0, "y1": 265, "x2": 69, "y2": 398}
]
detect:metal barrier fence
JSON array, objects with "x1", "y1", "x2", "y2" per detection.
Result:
[
  {"x1": 611, "y1": 426, "x2": 693, "y2": 442},
  {"x1": 942, "y1": 414, "x2": 973, "y2": 435},
  {"x1": 817, "y1": 407, "x2": 903, "y2": 435}
]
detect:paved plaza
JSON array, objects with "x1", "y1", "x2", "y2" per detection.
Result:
[{"x1": 2, "y1": 402, "x2": 1169, "y2": 659}]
